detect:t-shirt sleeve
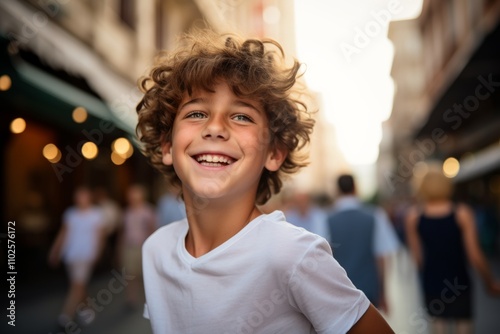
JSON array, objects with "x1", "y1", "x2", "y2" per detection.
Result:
[
  {"x1": 286, "y1": 238, "x2": 370, "y2": 334},
  {"x1": 143, "y1": 303, "x2": 150, "y2": 319}
]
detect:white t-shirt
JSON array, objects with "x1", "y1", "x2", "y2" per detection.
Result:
[
  {"x1": 142, "y1": 210, "x2": 370, "y2": 334},
  {"x1": 62, "y1": 206, "x2": 104, "y2": 263}
]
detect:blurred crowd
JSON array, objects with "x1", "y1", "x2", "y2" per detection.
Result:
[
  {"x1": 277, "y1": 168, "x2": 500, "y2": 334},
  {"x1": 41, "y1": 166, "x2": 500, "y2": 334},
  {"x1": 46, "y1": 184, "x2": 185, "y2": 329}
]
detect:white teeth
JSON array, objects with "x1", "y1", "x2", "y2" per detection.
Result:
[{"x1": 195, "y1": 154, "x2": 234, "y2": 165}]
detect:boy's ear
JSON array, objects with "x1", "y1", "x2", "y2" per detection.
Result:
[
  {"x1": 265, "y1": 145, "x2": 287, "y2": 172},
  {"x1": 161, "y1": 141, "x2": 173, "y2": 166}
]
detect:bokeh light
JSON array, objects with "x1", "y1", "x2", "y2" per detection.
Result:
[
  {"x1": 72, "y1": 106, "x2": 88, "y2": 123},
  {"x1": 43, "y1": 143, "x2": 62, "y2": 163},
  {"x1": 112, "y1": 137, "x2": 132, "y2": 156},
  {"x1": 443, "y1": 157, "x2": 460, "y2": 178},
  {"x1": 111, "y1": 151, "x2": 126, "y2": 165},
  {"x1": 81, "y1": 142, "x2": 98, "y2": 160},
  {"x1": 10, "y1": 118, "x2": 26, "y2": 134},
  {"x1": 123, "y1": 144, "x2": 134, "y2": 158},
  {"x1": 0, "y1": 74, "x2": 12, "y2": 91}
]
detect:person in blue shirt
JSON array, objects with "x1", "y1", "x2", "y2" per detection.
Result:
[{"x1": 328, "y1": 174, "x2": 400, "y2": 313}]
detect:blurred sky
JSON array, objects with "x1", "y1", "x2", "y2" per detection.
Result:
[
  {"x1": 294, "y1": 0, "x2": 423, "y2": 164},
  {"x1": 293, "y1": 0, "x2": 423, "y2": 196}
]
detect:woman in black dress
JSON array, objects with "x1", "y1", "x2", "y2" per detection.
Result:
[{"x1": 405, "y1": 167, "x2": 500, "y2": 334}]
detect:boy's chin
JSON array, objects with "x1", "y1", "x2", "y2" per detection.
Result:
[{"x1": 184, "y1": 183, "x2": 227, "y2": 201}]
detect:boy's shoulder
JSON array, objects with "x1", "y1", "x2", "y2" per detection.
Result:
[
  {"x1": 259, "y1": 211, "x2": 330, "y2": 252},
  {"x1": 253, "y1": 211, "x2": 333, "y2": 275}
]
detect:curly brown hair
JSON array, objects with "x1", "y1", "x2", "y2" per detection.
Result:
[{"x1": 136, "y1": 29, "x2": 314, "y2": 204}]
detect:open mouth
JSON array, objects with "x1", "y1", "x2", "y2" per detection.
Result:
[{"x1": 192, "y1": 153, "x2": 236, "y2": 167}]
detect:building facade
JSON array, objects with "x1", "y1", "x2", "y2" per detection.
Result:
[
  {"x1": 381, "y1": 0, "x2": 500, "y2": 254},
  {"x1": 0, "y1": 0, "x2": 209, "y2": 255},
  {"x1": 2, "y1": 0, "x2": 334, "y2": 256}
]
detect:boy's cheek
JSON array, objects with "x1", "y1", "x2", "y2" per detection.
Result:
[{"x1": 257, "y1": 128, "x2": 273, "y2": 147}]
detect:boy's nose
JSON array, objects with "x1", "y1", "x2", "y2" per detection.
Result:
[{"x1": 201, "y1": 116, "x2": 229, "y2": 140}]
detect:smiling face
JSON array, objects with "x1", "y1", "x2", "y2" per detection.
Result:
[{"x1": 161, "y1": 81, "x2": 286, "y2": 204}]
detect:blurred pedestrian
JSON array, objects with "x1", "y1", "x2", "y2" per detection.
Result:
[
  {"x1": 48, "y1": 186, "x2": 106, "y2": 327},
  {"x1": 405, "y1": 167, "x2": 500, "y2": 334},
  {"x1": 285, "y1": 191, "x2": 330, "y2": 241},
  {"x1": 94, "y1": 186, "x2": 122, "y2": 267},
  {"x1": 156, "y1": 186, "x2": 185, "y2": 228},
  {"x1": 119, "y1": 184, "x2": 156, "y2": 308},
  {"x1": 327, "y1": 174, "x2": 400, "y2": 313}
]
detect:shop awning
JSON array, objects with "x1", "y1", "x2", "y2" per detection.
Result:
[
  {"x1": 0, "y1": 0, "x2": 138, "y2": 134},
  {"x1": 454, "y1": 145, "x2": 500, "y2": 183},
  {"x1": 414, "y1": 21, "x2": 500, "y2": 181}
]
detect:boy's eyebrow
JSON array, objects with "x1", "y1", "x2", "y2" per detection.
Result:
[
  {"x1": 232, "y1": 100, "x2": 263, "y2": 114},
  {"x1": 179, "y1": 97, "x2": 262, "y2": 114},
  {"x1": 178, "y1": 97, "x2": 205, "y2": 111}
]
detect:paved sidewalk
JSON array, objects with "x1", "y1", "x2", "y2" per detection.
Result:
[{"x1": 1, "y1": 267, "x2": 152, "y2": 334}]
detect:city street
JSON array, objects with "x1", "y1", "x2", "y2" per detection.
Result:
[{"x1": 1, "y1": 1, "x2": 500, "y2": 333}]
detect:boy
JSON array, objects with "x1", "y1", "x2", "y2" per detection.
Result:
[{"x1": 136, "y1": 29, "x2": 394, "y2": 333}]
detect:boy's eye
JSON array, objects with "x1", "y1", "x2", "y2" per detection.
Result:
[
  {"x1": 186, "y1": 111, "x2": 206, "y2": 119},
  {"x1": 232, "y1": 114, "x2": 253, "y2": 122}
]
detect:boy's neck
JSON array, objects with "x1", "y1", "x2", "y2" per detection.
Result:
[{"x1": 182, "y1": 192, "x2": 262, "y2": 258}]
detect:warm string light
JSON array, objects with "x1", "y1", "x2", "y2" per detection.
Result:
[
  {"x1": 111, "y1": 151, "x2": 126, "y2": 165},
  {"x1": 443, "y1": 157, "x2": 460, "y2": 178},
  {"x1": 72, "y1": 106, "x2": 88, "y2": 123},
  {"x1": 43, "y1": 144, "x2": 62, "y2": 163},
  {"x1": 81, "y1": 142, "x2": 98, "y2": 160},
  {"x1": 0, "y1": 75, "x2": 12, "y2": 91},
  {"x1": 41, "y1": 137, "x2": 133, "y2": 164},
  {"x1": 111, "y1": 137, "x2": 134, "y2": 165},
  {"x1": 10, "y1": 118, "x2": 26, "y2": 134}
]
